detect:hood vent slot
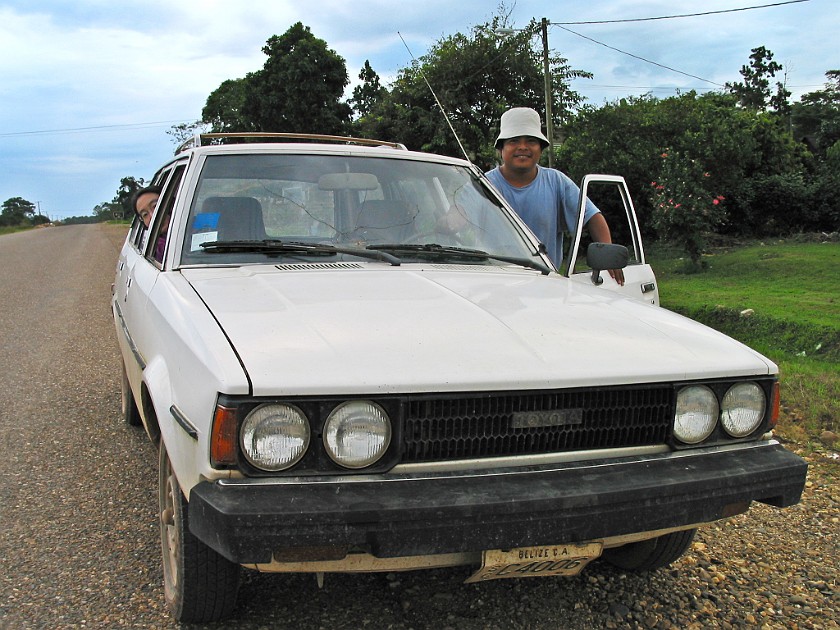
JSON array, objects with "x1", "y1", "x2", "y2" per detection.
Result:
[
  {"x1": 427, "y1": 264, "x2": 504, "y2": 272},
  {"x1": 275, "y1": 263, "x2": 364, "y2": 271}
]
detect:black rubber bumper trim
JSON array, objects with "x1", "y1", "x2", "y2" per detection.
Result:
[{"x1": 188, "y1": 443, "x2": 806, "y2": 564}]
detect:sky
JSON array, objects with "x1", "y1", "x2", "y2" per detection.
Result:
[{"x1": 0, "y1": 0, "x2": 836, "y2": 220}]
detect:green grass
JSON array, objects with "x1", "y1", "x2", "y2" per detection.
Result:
[
  {"x1": 649, "y1": 239, "x2": 840, "y2": 448},
  {"x1": 652, "y1": 240, "x2": 838, "y2": 328},
  {"x1": 0, "y1": 225, "x2": 34, "y2": 236}
]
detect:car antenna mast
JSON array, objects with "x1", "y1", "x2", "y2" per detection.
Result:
[{"x1": 398, "y1": 32, "x2": 471, "y2": 164}]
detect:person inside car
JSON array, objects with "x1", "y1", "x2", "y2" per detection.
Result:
[
  {"x1": 131, "y1": 185, "x2": 162, "y2": 229},
  {"x1": 130, "y1": 185, "x2": 169, "y2": 261}
]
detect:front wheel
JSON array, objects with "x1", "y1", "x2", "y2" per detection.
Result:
[
  {"x1": 159, "y1": 442, "x2": 240, "y2": 622},
  {"x1": 602, "y1": 528, "x2": 697, "y2": 571}
]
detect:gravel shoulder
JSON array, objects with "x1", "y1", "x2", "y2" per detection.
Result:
[{"x1": 0, "y1": 224, "x2": 836, "y2": 629}]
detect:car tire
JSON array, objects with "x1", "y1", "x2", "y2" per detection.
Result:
[
  {"x1": 159, "y1": 442, "x2": 240, "y2": 623},
  {"x1": 602, "y1": 528, "x2": 697, "y2": 572},
  {"x1": 120, "y1": 361, "x2": 142, "y2": 426}
]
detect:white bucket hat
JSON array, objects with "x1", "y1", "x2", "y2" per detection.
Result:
[{"x1": 495, "y1": 107, "x2": 549, "y2": 149}]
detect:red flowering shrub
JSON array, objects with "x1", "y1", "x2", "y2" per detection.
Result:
[{"x1": 650, "y1": 149, "x2": 726, "y2": 270}]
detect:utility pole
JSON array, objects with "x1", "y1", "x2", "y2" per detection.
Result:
[{"x1": 541, "y1": 17, "x2": 555, "y2": 168}]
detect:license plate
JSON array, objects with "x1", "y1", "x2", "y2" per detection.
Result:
[{"x1": 464, "y1": 542, "x2": 603, "y2": 583}]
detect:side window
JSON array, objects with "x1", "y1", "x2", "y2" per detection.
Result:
[{"x1": 146, "y1": 163, "x2": 187, "y2": 266}]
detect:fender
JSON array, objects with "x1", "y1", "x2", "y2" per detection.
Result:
[{"x1": 142, "y1": 355, "x2": 203, "y2": 498}]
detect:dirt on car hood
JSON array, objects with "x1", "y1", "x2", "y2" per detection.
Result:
[{"x1": 182, "y1": 265, "x2": 774, "y2": 396}]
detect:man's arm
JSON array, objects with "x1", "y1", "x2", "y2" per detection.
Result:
[{"x1": 586, "y1": 213, "x2": 612, "y2": 244}]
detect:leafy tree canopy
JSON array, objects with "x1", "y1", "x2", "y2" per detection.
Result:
[
  {"x1": 558, "y1": 84, "x2": 814, "y2": 239},
  {"x1": 203, "y1": 78, "x2": 251, "y2": 133},
  {"x1": 726, "y1": 46, "x2": 790, "y2": 115},
  {"x1": 212, "y1": 23, "x2": 353, "y2": 135},
  {"x1": 354, "y1": 10, "x2": 591, "y2": 168},
  {"x1": 791, "y1": 70, "x2": 840, "y2": 155},
  {"x1": 1, "y1": 197, "x2": 36, "y2": 226},
  {"x1": 350, "y1": 60, "x2": 388, "y2": 120}
]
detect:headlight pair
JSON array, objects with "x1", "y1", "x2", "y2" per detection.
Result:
[
  {"x1": 240, "y1": 400, "x2": 391, "y2": 472},
  {"x1": 673, "y1": 382, "x2": 766, "y2": 444}
]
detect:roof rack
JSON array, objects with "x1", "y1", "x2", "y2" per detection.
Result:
[{"x1": 175, "y1": 132, "x2": 407, "y2": 155}]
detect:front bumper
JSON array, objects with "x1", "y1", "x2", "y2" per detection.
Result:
[{"x1": 189, "y1": 441, "x2": 806, "y2": 565}]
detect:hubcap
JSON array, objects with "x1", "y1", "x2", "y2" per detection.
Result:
[{"x1": 160, "y1": 460, "x2": 180, "y2": 593}]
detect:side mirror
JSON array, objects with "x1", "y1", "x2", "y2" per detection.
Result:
[{"x1": 586, "y1": 242, "x2": 629, "y2": 286}]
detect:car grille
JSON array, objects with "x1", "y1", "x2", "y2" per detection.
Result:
[{"x1": 402, "y1": 386, "x2": 674, "y2": 463}]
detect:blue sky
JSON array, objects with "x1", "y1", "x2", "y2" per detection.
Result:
[{"x1": 0, "y1": 0, "x2": 835, "y2": 220}]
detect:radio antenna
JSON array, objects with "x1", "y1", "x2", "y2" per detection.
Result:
[{"x1": 398, "y1": 32, "x2": 472, "y2": 163}]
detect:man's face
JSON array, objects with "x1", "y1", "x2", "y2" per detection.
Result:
[
  {"x1": 135, "y1": 192, "x2": 159, "y2": 228},
  {"x1": 500, "y1": 136, "x2": 543, "y2": 172}
]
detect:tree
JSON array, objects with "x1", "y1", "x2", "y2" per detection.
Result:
[
  {"x1": 813, "y1": 139, "x2": 840, "y2": 228},
  {"x1": 202, "y1": 78, "x2": 251, "y2": 133},
  {"x1": 791, "y1": 70, "x2": 840, "y2": 156},
  {"x1": 92, "y1": 202, "x2": 121, "y2": 221},
  {"x1": 167, "y1": 120, "x2": 210, "y2": 146},
  {"x1": 1, "y1": 197, "x2": 36, "y2": 226},
  {"x1": 726, "y1": 46, "x2": 790, "y2": 115},
  {"x1": 239, "y1": 23, "x2": 352, "y2": 134},
  {"x1": 356, "y1": 11, "x2": 591, "y2": 168},
  {"x1": 201, "y1": 24, "x2": 352, "y2": 135},
  {"x1": 90, "y1": 176, "x2": 146, "y2": 221},
  {"x1": 558, "y1": 88, "x2": 813, "y2": 238},
  {"x1": 350, "y1": 60, "x2": 387, "y2": 120}
]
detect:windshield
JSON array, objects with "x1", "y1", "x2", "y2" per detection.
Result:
[{"x1": 179, "y1": 153, "x2": 540, "y2": 267}]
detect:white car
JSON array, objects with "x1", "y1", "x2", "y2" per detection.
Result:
[{"x1": 113, "y1": 133, "x2": 807, "y2": 623}]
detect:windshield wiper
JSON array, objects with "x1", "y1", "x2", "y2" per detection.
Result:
[
  {"x1": 199, "y1": 239, "x2": 401, "y2": 265},
  {"x1": 366, "y1": 243, "x2": 550, "y2": 275}
]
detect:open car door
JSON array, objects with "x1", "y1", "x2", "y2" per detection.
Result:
[{"x1": 564, "y1": 174, "x2": 659, "y2": 306}]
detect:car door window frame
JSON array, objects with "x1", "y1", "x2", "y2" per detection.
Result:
[
  {"x1": 145, "y1": 162, "x2": 187, "y2": 268},
  {"x1": 564, "y1": 174, "x2": 647, "y2": 277}
]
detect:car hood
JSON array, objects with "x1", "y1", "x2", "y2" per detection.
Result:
[{"x1": 182, "y1": 265, "x2": 774, "y2": 396}]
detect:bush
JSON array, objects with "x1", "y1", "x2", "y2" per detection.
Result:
[
  {"x1": 731, "y1": 172, "x2": 815, "y2": 235},
  {"x1": 649, "y1": 149, "x2": 726, "y2": 269}
]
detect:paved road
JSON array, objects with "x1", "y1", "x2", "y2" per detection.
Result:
[{"x1": 0, "y1": 224, "x2": 835, "y2": 629}]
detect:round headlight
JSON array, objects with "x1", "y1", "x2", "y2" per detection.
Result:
[
  {"x1": 674, "y1": 386, "x2": 718, "y2": 444},
  {"x1": 721, "y1": 382, "x2": 765, "y2": 437},
  {"x1": 240, "y1": 404, "x2": 310, "y2": 471},
  {"x1": 324, "y1": 401, "x2": 391, "y2": 469}
]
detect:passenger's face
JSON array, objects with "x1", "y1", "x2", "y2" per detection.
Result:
[
  {"x1": 135, "y1": 193, "x2": 159, "y2": 228},
  {"x1": 501, "y1": 136, "x2": 543, "y2": 172}
]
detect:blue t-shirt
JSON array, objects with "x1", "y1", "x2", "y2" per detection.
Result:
[{"x1": 485, "y1": 166, "x2": 599, "y2": 267}]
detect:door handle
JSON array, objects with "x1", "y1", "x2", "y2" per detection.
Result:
[{"x1": 641, "y1": 282, "x2": 656, "y2": 294}]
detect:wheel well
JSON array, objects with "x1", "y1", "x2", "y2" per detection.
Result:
[{"x1": 141, "y1": 383, "x2": 162, "y2": 444}]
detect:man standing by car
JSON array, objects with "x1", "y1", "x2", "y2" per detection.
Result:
[{"x1": 485, "y1": 107, "x2": 623, "y2": 285}]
